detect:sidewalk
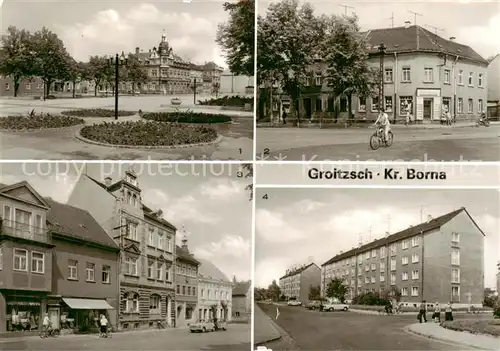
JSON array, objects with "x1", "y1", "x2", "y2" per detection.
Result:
[
  {"x1": 257, "y1": 121, "x2": 499, "y2": 129},
  {"x1": 406, "y1": 322, "x2": 499, "y2": 350},
  {"x1": 350, "y1": 308, "x2": 492, "y2": 316},
  {"x1": 254, "y1": 303, "x2": 282, "y2": 345}
]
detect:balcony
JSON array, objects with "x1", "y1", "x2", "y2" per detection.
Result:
[{"x1": 0, "y1": 220, "x2": 51, "y2": 244}]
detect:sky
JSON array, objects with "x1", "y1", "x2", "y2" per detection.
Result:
[
  {"x1": 0, "y1": 162, "x2": 252, "y2": 281},
  {"x1": 1, "y1": 0, "x2": 232, "y2": 67},
  {"x1": 255, "y1": 188, "x2": 500, "y2": 289},
  {"x1": 258, "y1": 0, "x2": 500, "y2": 59}
]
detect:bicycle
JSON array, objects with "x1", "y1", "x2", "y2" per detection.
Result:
[
  {"x1": 370, "y1": 125, "x2": 394, "y2": 150},
  {"x1": 40, "y1": 327, "x2": 60, "y2": 338},
  {"x1": 99, "y1": 326, "x2": 112, "y2": 338}
]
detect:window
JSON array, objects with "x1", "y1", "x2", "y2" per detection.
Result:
[
  {"x1": 156, "y1": 262, "x2": 163, "y2": 280},
  {"x1": 182, "y1": 286, "x2": 186, "y2": 295},
  {"x1": 468, "y1": 72, "x2": 473, "y2": 86},
  {"x1": 188, "y1": 286, "x2": 191, "y2": 295},
  {"x1": 401, "y1": 287, "x2": 408, "y2": 296},
  {"x1": 31, "y1": 252, "x2": 44, "y2": 273},
  {"x1": 126, "y1": 293, "x2": 139, "y2": 312},
  {"x1": 380, "y1": 274, "x2": 385, "y2": 282},
  {"x1": 0, "y1": 247, "x2": 2, "y2": 270},
  {"x1": 385, "y1": 96, "x2": 393, "y2": 113},
  {"x1": 424, "y1": 68, "x2": 433, "y2": 82},
  {"x1": 458, "y1": 70, "x2": 463, "y2": 84},
  {"x1": 102, "y1": 265, "x2": 110, "y2": 283},
  {"x1": 125, "y1": 256, "x2": 138, "y2": 276},
  {"x1": 402, "y1": 272, "x2": 408, "y2": 281},
  {"x1": 444, "y1": 69, "x2": 450, "y2": 83},
  {"x1": 166, "y1": 237, "x2": 172, "y2": 252},
  {"x1": 390, "y1": 243, "x2": 396, "y2": 254},
  {"x1": 148, "y1": 260, "x2": 155, "y2": 279},
  {"x1": 400, "y1": 96, "x2": 413, "y2": 116},
  {"x1": 411, "y1": 287, "x2": 419, "y2": 296},
  {"x1": 390, "y1": 273, "x2": 396, "y2": 285},
  {"x1": 402, "y1": 67, "x2": 411, "y2": 82},
  {"x1": 3, "y1": 205, "x2": 12, "y2": 225},
  {"x1": 68, "y1": 259, "x2": 77, "y2": 279},
  {"x1": 478, "y1": 73, "x2": 483, "y2": 87},
  {"x1": 380, "y1": 247, "x2": 386, "y2": 258},
  {"x1": 452, "y1": 268, "x2": 460, "y2": 283},
  {"x1": 452, "y1": 232, "x2": 460, "y2": 243},
  {"x1": 358, "y1": 97, "x2": 366, "y2": 112},
  {"x1": 370, "y1": 276, "x2": 375, "y2": 283},
  {"x1": 451, "y1": 249, "x2": 460, "y2": 265},
  {"x1": 380, "y1": 262, "x2": 385, "y2": 273},
  {"x1": 478, "y1": 99, "x2": 484, "y2": 114},
  {"x1": 371, "y1": 263, "x2": 376, "y2": 271},
  {"x1": 468, "y1": 98, "x2": 473, "y2": 113},
  {"x1": 411, "y1": 237, "x2": 419, "y2": 247},
  {"x1": 13, "y1": 249, "x2": 28, "y2": 271},
  {"x1": 412, "y1": 253, "x2": 419, "y2": 263},
  {"x1": 158, "y1": 233, "x2": 164, "y2": 250},
  {"x1": 402, "y1": 256, "x2": 409, "y2": 265},
  {"x1": 365, "y1": 276, "x2": 369, "y2": 284},
  {"x1": 384, "y1": 68, "x2": 393, "y2": 82},
  {"x1": 148, "y1": 228, "x2": 156, "y2": 247},
  {"x1": 458, "y1": 98, "x2": 463, "y2": 113},
  {"x1": 390, "y1": 258, "x2": 396, "y2": 271},
  {"x1": 176, "y1": 285, "x2": 180, "y2": 294},
  {"x1": 365, "y1": 265, "x2": 370, "y2": 272},
  {"x1": 452, "y1": 286, "x2": 460, "y2": 299},
  {"x1": 5, "y1": 83, "x2": 10, "y2": 90},
  {"x1": 412, "y1": 270, "x2": 419, "y2": 280},
  {"x1": 86, "y1": 262, "x2": 95, "y2": 282},
  {"x1": 166, "y1": 266, "x2": 171, "y2": 281},
  {"x1": 357, "y1": 255, "x2": 362, "y2": 264},
  {"x1": 365, "y1": 252, "x2": 370, "y2": 260},
  {"x1": 402, "y1": 240, "x2": 409, "y2": 250},
  {"x1": 371, "y1": 96, "x2": 379, "y2": 112},
  {"x1": 192, "y1": 287, "x2": 196, "y2": 295},
  {"x1": 129, "y1": 222, "x2": 138, "y2": 240},
  {"x1": 149, "y1": 295, "x2": 160, "y2": 314},
  {"x1": 314, "y1": 72, "x2": 322, "y2": 86},
  {"x1": 315, "y1": 98, "x2": 322, "y2": 112}
]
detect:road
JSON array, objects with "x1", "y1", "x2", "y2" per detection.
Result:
[
  {"x1": 257, "y1": 303, "x2": 490, "y2": 350},
  {"x1": 0, "y1": 324, "x2": 250, "y2": 351},
  {"x1": 256, "y1": 125, "x2": 500, "y2": 161}
]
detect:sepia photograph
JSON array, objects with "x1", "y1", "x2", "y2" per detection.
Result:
[
  {"x1": 0, "y1": 0, "x2": 254, "y2": 161},
  {"x1": 254, "y1": 188, "x2": 499, "y2": 350},
  {"x1": 256, "y1": 0, "x2": 500, "y2": 162},
  {"x1": 0, "y1": 162, "x2": 252, "y2": 350}
]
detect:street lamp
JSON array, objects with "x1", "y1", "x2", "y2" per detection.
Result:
[
  {"x1": 108, "y1": 52, "x2": 128, "y2": 120},
  {"x1": 378, "y1": 42, "x2": 386, "y2": 115}
]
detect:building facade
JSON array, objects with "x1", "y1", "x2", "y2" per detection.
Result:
[
  {"x1": 0, "y1": 182, "x2": 53, "y2": 333},
  {"x1": 67, "y1": 168, "x2": 177, "y2": 330},
  {"x1": 175, "y1": 238, "x2": 199, "y2": 327},
  {"x1": 279, "y1": 263, "x2": 321, "y2": 305},
  {"x1": 197, "y1": 258, "x2": 232, "y2": 322},
  {"x1": 232, "y1": 281, "x2": 251, "y2": 322},
  {"x1": 266, "y1": 25, "x2": 488, "y2": 124},
  {"x1": 220, "y1": 70, "x2": 254, "y2": 96},
  {"x1": 321, "y1": 208, "x2": 485, "y2": 308},
  {"x1": 487, "y1": 54, "x2": 500, "y2": 119}
]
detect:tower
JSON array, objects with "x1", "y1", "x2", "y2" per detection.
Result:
[{"x1": 180, "y1": 225, "x2": 188, "y2": 251}]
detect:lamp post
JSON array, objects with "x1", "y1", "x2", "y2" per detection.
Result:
[
  {"x1": 378, "y1": 42, "x2": 386, "y2": 114},
  {"x1": 108, "y1": 52, "x2": 128, "y2": 120},
  {"x1": 193, "y1": 77, "x2": 197, "y2": 104}
]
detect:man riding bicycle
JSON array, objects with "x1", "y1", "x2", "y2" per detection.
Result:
[
  {"x1": 374, "y1": 107, "x2": 390, "y2": 142},
  {"x1": 42, "y1": 313, "x2": 52, "y2": 336}
]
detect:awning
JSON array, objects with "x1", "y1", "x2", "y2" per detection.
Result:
[{"x1": 62, "y1": 298, "x2": 114, "y2": 310}]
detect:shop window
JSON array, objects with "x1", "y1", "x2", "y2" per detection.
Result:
[
  {"x1": 31, "y1": 252, "x2": 44, "y2": 274},
  {"x1": 134, "y1": 322, "x2": 140, "y2": 329},
  {"x1": 13, "y1": 248, "x2": 28, "y2": 271},
  {"x1": 399, "y1": 96, "x2": 413, "y2": 116}
]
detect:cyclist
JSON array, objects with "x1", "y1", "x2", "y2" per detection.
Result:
[
  {"x1": 42, "y1": 313, "x2": 51, "y2": 337},
  {"x1": 374, "y1": 107, "x2": 390, "y2": 143},
  {"x1": 99, "y1": 314, "x2": 109, "y2": 337}
]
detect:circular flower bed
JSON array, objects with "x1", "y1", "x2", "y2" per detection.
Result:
[
  {"x1": 80, "y1": 121, "x2": 218, "y2": 146},
  {"x1": 61, "y1": 108, "x2": 136, "y2": 117},
  {"x1": 142, "y1": 111, "x2": 231, "y2": 124},
  {"x1": 0, "y1": 113, "x2": 85, "y2": 130}
]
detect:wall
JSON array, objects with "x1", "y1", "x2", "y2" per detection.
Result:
[
  {"x1": 0, "y1": 76, "x2": 44, "y2": 97},
  {"x1": 299, "y1": 265, "x2": 321, "y2": 304},
  {"x1": 487, "y1": 56, "x2": 500, "y2": 102},
  {"x1": 220, "y1": 74, "x2": 254, "y2": 95}
]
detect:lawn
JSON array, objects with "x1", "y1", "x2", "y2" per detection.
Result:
[{"x1": 441, "y1": 319, "x2": 500, "y2": 337}]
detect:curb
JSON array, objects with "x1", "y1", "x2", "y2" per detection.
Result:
[
  {"x1": 254, "y1": 305, "x2": 283, "y2": 346},
  {"x1": 74, "y1": 129, "x2": 224, "y2": 150},
  {"x1": 403, "y1": 325, "x2": 486, "y2": 350}
]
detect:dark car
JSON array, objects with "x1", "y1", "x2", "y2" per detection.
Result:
[{"x1": 306, "y1": 300, "x2": 323, "y2": 310}]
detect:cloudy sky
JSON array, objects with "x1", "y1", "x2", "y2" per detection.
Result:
[
  {"x1": 1, "y1": 0, "x2": 232, "y2": 67},
  {"x1": 258, "y1": 0, "x2": 500, "y2": 59},
  {"x1": 255, "y1": 188, "x2": 500, "y2": 289},
  {"x1": 0, "y1": 162, "x2": 252, "y2": 281}
]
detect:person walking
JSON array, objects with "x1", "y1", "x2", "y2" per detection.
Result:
[
  {"x1": 418, "y1": 300, "x2": 427, "y2": 323},
  {"x1": 433, "y1": 302, "x2": 441, "y2": 323},
  {"x1": 445, "y1": 302, "x2": 453, "y2": 321},
  {"x1": 99, "y1": 314, "x2": 108, "y2": 337}
]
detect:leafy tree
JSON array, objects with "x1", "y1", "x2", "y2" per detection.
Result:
[
  {"x1": 308, "y1": 285, "x2": 321, "y2": 301},
  {"x1": 212, "y1": 82, "x2": 220, "y2": 98},
  {"x1": 216, "y1": 0, "x2": 255, "y2": 76},
  {"x1": 66, "y1": 59, "x2": 89, "y2": 98},
  {"x1": 0, "y1": 26, "x2": 34, "y2": 97},
  {"x1": 87, "y1": 55, "x2": 109, "y2": 96},
  {"x1": 124, "y1": 55, "x2": 148, "y2": 93},
  {"x1": 267, "y1": 280, "x2": 281, "y2": 301},
  {"x1": 240, "y1": 163, "x2": 253, "y2": 201},
  {"x1": 325, "y1": 278, "x2": 348, "y2": 303}
]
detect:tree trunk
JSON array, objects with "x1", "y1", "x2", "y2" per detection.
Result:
[
  {"x1": 348, "y1": 93, "x2": 353, "y2": 122},
  {"x1": 13, "y1": 77, "x2": 20, "y2": 97},
  {"x1": 45, "y1": 80, "x2": 52, "y2": 98},
  {"x1": 72, "y1": 80, "x2": 76, "y2": 98}
]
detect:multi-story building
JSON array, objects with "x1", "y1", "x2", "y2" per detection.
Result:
[
  {"x1": 197, "y1": 258, "x2": 232, "y2": 322},
  {"x1": 175, "y1": 237, "x2": 199, "y2": 327},
  {"x1": 189, "y1": 63, "x2": 205, "y2": 94},
  {"x1": 67, "y1": 167, "x2": 177, "y2": 330},
  {"x1": 232, "y1": 280, "x2": 251, "y2": 322},
  {"x1": 267, "y1": 24, "x2": 488, "y2": 124},
  {"x1": 487, "y1": 54, "x2": 500, "y2": 119},
  {"x1": 279, "y1": 263, "x2": 321, "y2": 304},
  {"x1": 0, "y1": 181, "x2": 53, "y2": 333},
  {"x1": 321, "y1": 207, "x2": 485, "y2": 308},
  {"x1": 45, "y1": 198, "x2": 120, "y2": 332}
]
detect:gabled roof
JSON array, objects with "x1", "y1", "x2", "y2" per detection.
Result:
[
  {"x1": 45, "y1": 198, "x2": 119, "y2": 251},
  {"x1": 280, "y1": 262, "x2": 318, "y2": 280},
  {"x1": 0, "y1": 181, "x2": 51, "y2": 209},
  {"x1": 233, "y1": 281, "x2": 251, "y2": 296},
  {"x1": 322, "y1": 207, "x2": 482, "y2": 266},
  {"x1": 198, "y1": 258, "x2": 230, "y2": 282},
  {"x1": 364, "y1": 25, "x2": 487, "y2": 65},
  {"x1": 176, "y1": 245, "x2": 200, "y2": 266},
  {"x1": 202, "y1": 61, "x2": 224, "y2": 71}
]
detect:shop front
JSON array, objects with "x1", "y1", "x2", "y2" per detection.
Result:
[
  {"x1": 0, "y1": 291, "x2": 49, "y2": 333},
  {"x1": 416, "y1": 88, "x2": 442, "y2": 123},
  {"x1": 57, "y1": 297, "x2": 115, "y2": 333}
]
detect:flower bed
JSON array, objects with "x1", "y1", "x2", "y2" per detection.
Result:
[
  {"x1": 142, "y1": 111, "x2": 231, "y2": 124},
  {"x1": 441, "y1": 319, "x2": 500, "y2": 337},
  {"x1": 61, "y1": 109, "x2": 136, "y2": 117},
  {"x1": 79, "y1": 121, "x2": 218, "y2": 146},
  {"x1": 0, "y1": 113, "x2": 85, "y2": 130},
  {"x1": 198, "y1": 95, "x2": 252, "y2": 107}
]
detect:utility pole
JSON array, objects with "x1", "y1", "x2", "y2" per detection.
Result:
[
  {"x1": 390, "y1": 12, "x2": 394, "y2": 28},
  {"x1": 340, "y1": 4, "x2": 354, "y2": 15},
  {"x1": 408, "y1": 10, "x2": 423, "y2": 25},
  {"x1": 424, "y1": 24, "x2": 444, "y2": 35},
  {"x1": 193, "y1": 77, "x2": 197, "y2": 104},
  {"x1": 378, "y1": 42, "x2": 386, "y2": 112}
]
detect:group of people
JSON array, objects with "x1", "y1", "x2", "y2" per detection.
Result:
[
  {"x1": 41, "y1": 313, "x2": 109, "y2": 337},
  {"x1": 418, "y1": 300, "x2": 454, "y2": 323}
]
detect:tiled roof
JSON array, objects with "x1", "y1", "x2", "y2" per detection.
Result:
[
  {"x1": 233, "y1": 281, "x2": 251, "y2": 296},
  {"x1": 280, "y1": 262, "x2": 318, "y2": 280},
  {"x1": 322, "y1": 207, "x2": 481, "y2": 266},
  {"x1": 176, "y1": 245, "x2": 200, "y2": 265},
  {"x1": 364, "y1": 25, "x2": 487, "y2": 64},
  {"x1": 198, "y1": 258, "x2": 230, "y2": 282},
  {"x1": 202, "y1": 61, "x2": 224, "y2": 71},
  {"x1": 45, "y1": 198, "x2": 119, "y2": 250}
]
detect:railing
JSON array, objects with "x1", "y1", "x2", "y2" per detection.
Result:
[{"x1": 0, "y1": 220, "x2": 51, "y2": 244}]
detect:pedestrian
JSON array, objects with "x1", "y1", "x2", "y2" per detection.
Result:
[
  {"x1": 282, "y1": 110, "x2": 287, "y2": 125},
  {"x1": 445, "y1": 302, "x2": 453, "y2": 321},
  {"x1": 99, "y1": 314, "x2": 108, "y2": 336},
  {"x1": 433, "y1": 302, "x2": 441, "y2": 323},
  {"x1": 418, "y1": 300, "x2": 427, "y2": 323}
]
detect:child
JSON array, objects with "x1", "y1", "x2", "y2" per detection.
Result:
[{"x1": 433, "y1": 302, "x2": 441, "y2": 323}]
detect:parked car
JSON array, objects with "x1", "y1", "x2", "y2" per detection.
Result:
[
  {"x1": 305, "y1": 300, "x2": 323, "y2": 310},
  {"x1": 189, "y1": 319, "x2": 215, "y2": 333},
  {"x1": 171, "y1": 97, "x2": 182, "y2": 105},
  {"x1": 287, "y1": 300, "x2": 302, "y2": 306},
  {"x1": 215, "y1": 319, "x2": 228, "y2": 331},
  {"x1": 323, "y1": 301, "x2": 349, "y2": 312}
]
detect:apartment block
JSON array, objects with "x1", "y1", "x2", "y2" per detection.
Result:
[{"x1": 279, "y1": 263, "x2": 321, "y2": 305}]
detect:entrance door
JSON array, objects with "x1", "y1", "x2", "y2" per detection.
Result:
[
  {"x1": 48, "y1": 308, "x2": 59, "y2": 329},
  {"x1": 423, "y1": 98, "x2": 433, "y2": 120},
  {"x1": 303, "y1": 98, "x2": 312, "y2": 118}
]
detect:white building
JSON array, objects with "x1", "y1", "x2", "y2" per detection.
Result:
[
  {"x1": 220, "y1": 70, "x2": 254, "y2": 96},
  {"x1": 197, "y1": 259, "x2": 232, "y2": 322}
]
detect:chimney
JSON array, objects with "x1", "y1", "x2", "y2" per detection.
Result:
[
  {"x1": 427, "y1": 215, "x2": 433, "y2": 222},
  {"x1": 104, "y1": 177, "x2": 112, "y2": 186},
  {"x1": 449, "y1": 37, "x2": 456, "y2": 42},
  {"x1": 404, "y1": 21, "x2": 411, "y2": 29},
  {"x1": 135, "y1": 47, "x2": 140, "y2": 54}
]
